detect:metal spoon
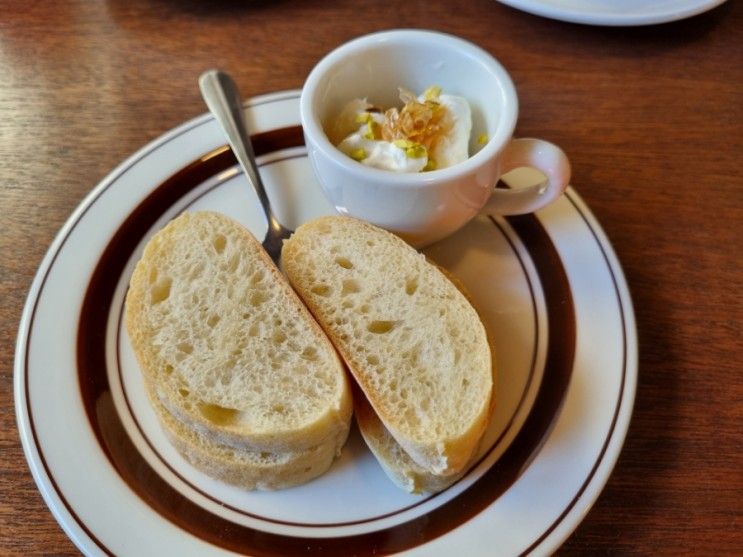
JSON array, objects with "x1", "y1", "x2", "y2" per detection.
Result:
[{"x1": 198, "y1": 69, "x2": 292, "y2": 264}]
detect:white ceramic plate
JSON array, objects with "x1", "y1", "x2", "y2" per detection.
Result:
[
  {"x1": 15, "y1": 91, "x2": 636, "y2": 556},
  {"x1": 497, "y1": 0, "x2": 726, "y2": 26}
]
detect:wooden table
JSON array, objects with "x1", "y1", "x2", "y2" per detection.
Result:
[{"x1": 1, "y1": 1, "x2": 741, "y2": 554}]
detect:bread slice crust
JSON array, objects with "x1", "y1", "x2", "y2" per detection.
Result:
[{"x1": 283, "y1": 216, "x2": 493, "y2": 475}]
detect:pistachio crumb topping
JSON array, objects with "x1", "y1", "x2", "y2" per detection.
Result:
[
  {"x1": 478, "y1": 134, "x2": 489, "y2": 145},
  {"x1": 333, "y1": 85, "x2": 471, "y2": 172}
]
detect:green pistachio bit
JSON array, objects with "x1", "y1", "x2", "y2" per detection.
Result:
[
  {"x1": 355, "y1": 112, "x2": 372, "y2": 124},
  {"x1": 423, "y1": 85, "x2": 442, "y2": 100},
  {"x1": 393, "y1": 139, "x2": 426, "y2": 158},
  {"x1": 349, "y1": 148, "x2": 367, "y2": 161},
  {"x1": 363, "y1": 120, "x2": 381, "y2": 140},
  {"x1": 406, "y1": 144, "x2": 427, "y2": 159},
  {"x1": 393, "y1": 139, "x2": 414, "y2": 149},
  {"x1": 478, "y1": 133, "x2": 489, "y2": 145},
  {"x1": 423, "y1": 159, "x2": 437, "y2": 171}
]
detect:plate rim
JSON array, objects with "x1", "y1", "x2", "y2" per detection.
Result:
[{"x1": 525, "y1": 186, "x2": 638, "y2": 552}]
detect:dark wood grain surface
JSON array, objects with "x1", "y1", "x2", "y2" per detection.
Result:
[{"x1": 1, "y1": 1, "x2": 741, "y2": 554}]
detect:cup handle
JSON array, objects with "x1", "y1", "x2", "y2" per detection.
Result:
[{"x1": 484, "y1": 138, "x2": 571, "y2": 215}]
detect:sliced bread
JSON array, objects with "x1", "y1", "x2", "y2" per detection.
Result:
[
  {"x1": 282, "y1": 216, "x2": 493, "y2": 475},
  {"x1": 125, "y1": 211, "x2": 352, "y2": 453}
]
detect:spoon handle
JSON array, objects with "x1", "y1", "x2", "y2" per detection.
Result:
[{"x1": 198, "y1": 70, "x2": 284, "y2": 241}]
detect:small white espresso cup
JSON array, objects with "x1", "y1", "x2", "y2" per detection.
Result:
[{"x1": 300, "y1": 29, "x2": 570, "y2": 247}]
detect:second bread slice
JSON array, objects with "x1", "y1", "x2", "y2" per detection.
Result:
[{"x1": 282, "y1": 216, "x2": 493, "y2": 475}]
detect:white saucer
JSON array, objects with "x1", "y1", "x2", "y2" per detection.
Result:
[{"x1": 497, "y1": 0, "x2": 727, "y2": 26}]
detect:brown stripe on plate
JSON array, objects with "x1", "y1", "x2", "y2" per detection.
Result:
[{"x1": 76, "y1": 125, "x2": 576, "y2": 555}]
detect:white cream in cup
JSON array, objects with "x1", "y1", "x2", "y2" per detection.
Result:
[{"x1": 300, "y1": 29, "x2": 571, "y2": 247}]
